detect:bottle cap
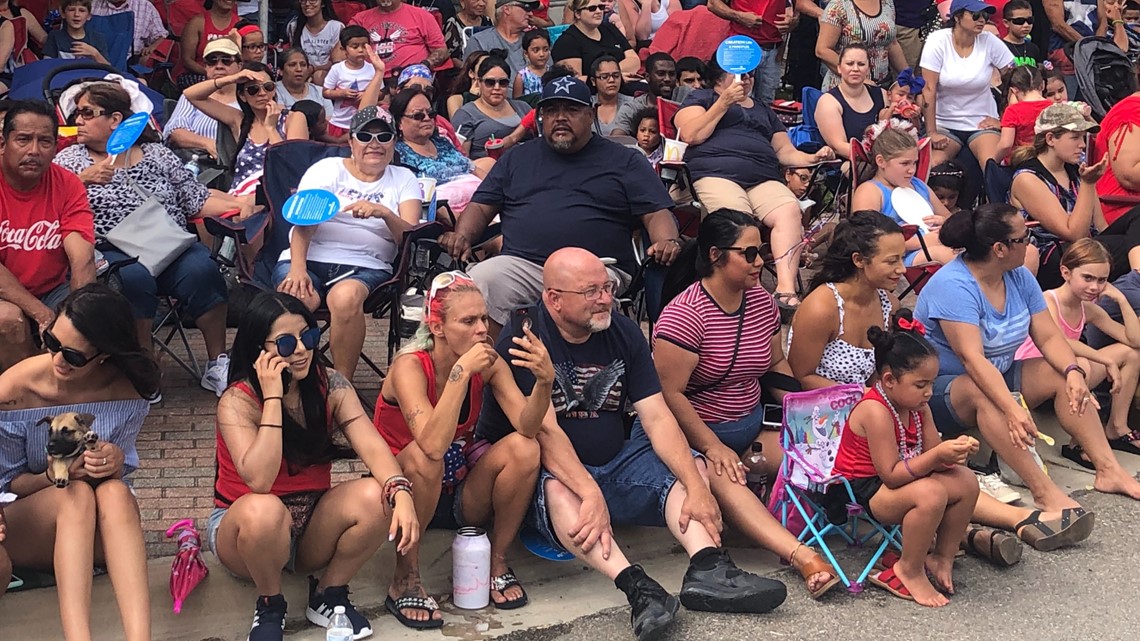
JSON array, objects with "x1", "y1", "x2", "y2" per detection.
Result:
[
  {"x1": 334, "y1": 605, "x2": 346, "y2": 614},
  {"x1": 750, "y1": 442, "x2": 763, "y2": 452}
]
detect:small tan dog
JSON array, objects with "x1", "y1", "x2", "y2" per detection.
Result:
[{"x1": 38, "y1": 412, "x2": 98, "y2": 488}]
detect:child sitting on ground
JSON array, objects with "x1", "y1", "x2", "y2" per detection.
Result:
[
  {"x1": 323, "y1": 25, "x2": 376, "y2": 138},
  {"x1": 43, "y1": 0, "x2": 109, "y2": 64},
  {"x1": 631, "y1": 106, "x2": 663, "y2": 168},
  {"x1": 828, "y1": 310, "x2": 981, "y2": 607}
]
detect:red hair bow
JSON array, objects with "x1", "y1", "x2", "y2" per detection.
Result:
[{"x1": 898, "y1": 317, "x2": 926, "y2": 335}]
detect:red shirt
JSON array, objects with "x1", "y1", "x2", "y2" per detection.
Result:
[
  {"x1": 1095, "y1": 94, "x2": 1140, "y2": 225},
  {"x1": 0, "y1": 164, "x2": 94, "y2": 297},
  {"x1": 373, "y1": 350, "x2": 484, "y2": 456},
  {"x1": 1001, "y1": 100, "x2": 1051, "y2": 149},
  {"x1": 726, "y1": 0, "x2": 783, "y2": 46},
  {"x1": 832, "y1": 386, "x2": 920, "y2": 479},
  {"x1": 350, "y1": 4, "x2": 450, "y2": 76},
  {"x1": 214, "y1": 381, "x2": 333, "y2": 507}
]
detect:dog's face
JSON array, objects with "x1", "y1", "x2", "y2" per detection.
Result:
[{"x1": 39, "y1": 412, "x2": 96, "y2": 457}]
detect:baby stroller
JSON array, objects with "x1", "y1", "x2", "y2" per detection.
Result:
[
  {"x1": 1072, "y1": 36, "x2": 1136, "y2": 121},
  {"x1": 7, "y1": 59, "x2": 167, "y2": 125}
]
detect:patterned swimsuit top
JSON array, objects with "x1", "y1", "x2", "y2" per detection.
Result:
[{"x1": 790, "y1": 283, "x2": 892, "y2": 386}]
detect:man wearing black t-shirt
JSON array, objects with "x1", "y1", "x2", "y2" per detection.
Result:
[
  {"x1": 476, "y1": 248, "x2": 787, "y2": 641},
  {"x1": 440, "y1": 77, "x2": 683, "y2": 340}
]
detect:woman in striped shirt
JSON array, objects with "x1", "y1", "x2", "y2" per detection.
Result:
[{"x1": 653, "y1": 209, "x2": 841, "y2": 600}]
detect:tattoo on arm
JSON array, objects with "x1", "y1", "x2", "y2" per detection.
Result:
[
  {"x1": 328, "y1": 370, "x2": 353, "y2": 393},
  {"x1": 406, "y1": 408, "x2": 423, "y2": 431},
  {"x1": 449, "y1": 365, "x2": 464, "y2": 382}
]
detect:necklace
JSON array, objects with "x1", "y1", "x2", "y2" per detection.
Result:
[{"x1": 874, "y1": 382, "x2": 923, "y2": 460}]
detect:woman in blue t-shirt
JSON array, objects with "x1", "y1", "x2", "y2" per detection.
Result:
[
  {"x1": 675, "y1": 57, "x2": 835, "y2": 316},
  {"x1": 915, "y1": 204, "x2": 1140, "y2": 525}
]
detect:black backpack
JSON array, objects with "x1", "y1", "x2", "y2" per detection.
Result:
[{"x1": 1072, "y1": 36, "x2": 1137, "y2": 121}]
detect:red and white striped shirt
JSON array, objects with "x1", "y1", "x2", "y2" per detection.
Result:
[{"x1": 653, "y1": 282, "x2": 781, "y2": 423}]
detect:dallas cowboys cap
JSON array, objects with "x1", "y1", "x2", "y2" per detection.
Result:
[{"x1": 538, "y1": 76, "x2": 592, "y2": 108}]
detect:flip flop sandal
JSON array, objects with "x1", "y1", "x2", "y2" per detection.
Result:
[
  {"x1": 1015, "y1": 507, "x2": 1096, "y2": 552},
  {"x1": 868, "y1": 567, "x2": 914, "y2": 602},
  {"x1": 1108, "y1": 430, "x2": 1140, "y2": 456},
  {"x1": 491, "y1": 569, "x2": 529, "y2": 610},
  {"x1": 795, "y1": 553, "x2": 841, "y2": 600},
  {"x1": 961, "y1": 526, "x2": 1023, "y2": 567},
  {"x1": 1060, "y1": 444, "x2": 1095, "y2": 470},
  {"x1": 385, "y1": 595, "x2": 445, "y2": 630}
]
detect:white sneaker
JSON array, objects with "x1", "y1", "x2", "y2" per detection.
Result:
[
  {"x1": 201, "y1": 354, "x2": 230, "y2": 397},
  {"x1": 997, "y1": 444, "x2": 1047, "y2": 487},
  {"x1": 977, "y1": 473, "x2": 1021, "y2": 504}
]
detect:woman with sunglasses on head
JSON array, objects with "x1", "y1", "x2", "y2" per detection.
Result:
[
  {"x1": 274, "y1": 106, "x2": 422, "y2": 382},
  {"x1": 0, "y1": 284, "x2": 159, "y2": 641},
  {"x1": 185, "y1": 61, "x2": 286, "y2": 197},
  {"x1": 53, "y1": 81, "x2": 247, "y2": 398},
  {"x1": 451, "y1": 56, "x2": 531, "y2": 159},
  {"x1": 392, "y1": 87, "x2": 494, "y2": 215},
  {"x1": 287, "y1": 0, "x2": 344, "y2": 85},
  {"x1": 653, "y1": 209, "x2": 843, "y2": 600},
  {"x1": 212, "y1": 291, "x2": 418, "y2": 641},
  {"x1": 920, "y1": 0, "x2": 1014, "y2": 169},
  {"x1": 374, "y1": 272, "x2": 552, "y2": 627}
]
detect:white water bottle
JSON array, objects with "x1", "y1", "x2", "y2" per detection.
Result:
[
  {"x1": 326, "y1": 605, "x2": 352, "y2": 641},
  {"x1": 184, "y1": 153, "x2": 200, "y2": 178},
  {"x1": 452, "y1": 527, "x2": 491, "y2": 609}
]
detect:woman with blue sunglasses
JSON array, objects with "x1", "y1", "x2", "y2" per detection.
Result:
[{"x1": 211, "y1": 291, "x2": 419, "y2": 641}]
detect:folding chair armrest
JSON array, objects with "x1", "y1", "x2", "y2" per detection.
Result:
[{"x1": 200, "y1": 214, "x2": 252, "y2": 243}]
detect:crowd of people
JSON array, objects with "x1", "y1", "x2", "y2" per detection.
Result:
[{"x1": 2, "y1": 0, "x2": 1140, "y2": 639}]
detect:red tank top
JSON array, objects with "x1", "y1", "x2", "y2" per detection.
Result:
[
  {"x1": 214, "y1": 381, "x2": 333, "y2": 507},
  {"x1": 195, "y1": 9, "x2": 240, "y2": 63},
  {"x1": 832, "y1": 386, "x2": 921, "y2": 479},
  {"x1": 373, "y1": 351, "x2": 484, "y2": 456}
]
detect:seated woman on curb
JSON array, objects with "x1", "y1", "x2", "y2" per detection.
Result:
[
  {"x1": 815, "y1": 43, "x2": 888, "y2": 160},
  {"x1": 374, "y1": 272, "x2": 554, "y2": 628},
  {"x1": 915, "y1": 204, "x2": 1140, "y2": 530},
  {"x1": 211, "y1": 291, "x2": 418, "y2": 641},
  {"x1": 653, "y1": 209, "x2": 841, "y2": 600},
  {"x1": 1009, "y1": 102, "x2": 1140, "y2": 290},
  {"x1": 789, "y1": 214, "x2": 1092, "y2": 564},
  {"x1": 0, "y1": 284, "x2": 158, "y2": 641}
]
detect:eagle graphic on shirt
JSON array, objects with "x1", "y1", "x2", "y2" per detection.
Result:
[
  {"x1": 369, "y1": 25, "x2": 406, "y2": 60},
  {"x1": 552, "y1": 360, "x2": 625, "y2": 419}
]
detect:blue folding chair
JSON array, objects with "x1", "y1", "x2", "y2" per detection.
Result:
[
  {"x1": 984, "y1": 158, "x2": 1015, "y2": 205},
  {"x1": 786, "y1": 87, "x2": 824, "y2": 153},
  {"x1": 768, "y1": 385, "x2": 902, "y2": 593},
  {"x1": 87, "y1": 12, "x2": 134, "y2": 72}
]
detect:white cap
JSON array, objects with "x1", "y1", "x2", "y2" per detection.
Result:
[{"x1": 333, "y1": 606, "x2": 346, "y2": 614}]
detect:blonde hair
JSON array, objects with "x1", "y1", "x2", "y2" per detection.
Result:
[
  {"x1": 869, "y1": 124, "x2": 918, "y2": 162},
  {"x1": 396, "y1": 279, "x2": 482, "y2": 357}
]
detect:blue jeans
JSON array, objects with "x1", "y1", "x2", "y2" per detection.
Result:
[
  {"x1": 708, "y1": 404, "x2": 766, "y2": 454},
  {"x1": 272, "y1": 260, "x2": 392, "y2": 298},
  {"x1": 100, "y1": 243, "x2": 228, "y2": 320},
  {"x1": 929, "y1": 361, "x2": 1024, "y2": 438},
  {"x1": 751, "y1": 43, "x2": 782, "y2": 105}
]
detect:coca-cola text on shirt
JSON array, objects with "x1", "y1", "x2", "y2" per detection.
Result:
[{"x1": 0, "y1": 219, "x2": 63, "y2": 252}]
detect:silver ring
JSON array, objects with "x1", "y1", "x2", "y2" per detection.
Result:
[{"x1": 102, "y1": 458, "x2": 107, "y2": 465}]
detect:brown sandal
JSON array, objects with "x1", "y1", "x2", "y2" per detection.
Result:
[
  {"x1": 790, "y1": 544, "x2": 841, "y2": 599},
  {"x1": 961, "y1": 526, "x2": 1022, "y2": 567}
]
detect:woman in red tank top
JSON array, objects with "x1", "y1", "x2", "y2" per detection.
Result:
[
  {"x1": 179, "y1": 0, "x2": 240, "y2": 85},
  {"x1": 829, "y1": 310, "x2": 980, "y2": 608},
  {"x1": 373, "y1": 271, "x2": 554, "y2": 628},
  {"x1": 211, "y1": 291, "x2": 418, "y2": 640}
]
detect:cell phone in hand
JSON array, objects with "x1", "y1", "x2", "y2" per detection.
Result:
[{"x1": 512, "y1": 307, "x2": 533, "y2": 341}]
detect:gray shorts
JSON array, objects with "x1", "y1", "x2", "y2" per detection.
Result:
[{"x1": 468, "y1": 255, "x2": 631, "y2": 325}]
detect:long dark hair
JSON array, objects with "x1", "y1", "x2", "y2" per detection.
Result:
[
  {"x1": 291, "y1": 0, "x2": 338, "y2": 49},
  {"x1": 53, "y1": 284, "x2": 161, "y2": 400},
  {"x1": 389, "y1": 85, "x2": 432, "y2": 138},
  {"x1": 938, "y1": 203, "x2": 1020, "y2": 262},
  {"x1": 662, "y1": 208, "x2": 757, "y2": 307},
  {"x1": 234, "y1": 61, "x2": 274, "y2": 162},
  {"x1": 810, "y1": 210, "x2": 904, "y2": 291},
  {"x1": 75, "y1": 82, "x2": 161, "y2": 144},
  {"x1": 228, "y1": 292, "x2": 350, "y2": 468}
]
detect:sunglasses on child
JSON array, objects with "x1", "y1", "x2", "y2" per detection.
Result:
[
  {"x1": 42, "y1": 329, "x2": 101, "y2": 368},
  {"x1": 719, "y1": 245, "x2": 764, "y2": 263},
  {"x1": 1007, "y1": 16, "x2": 1034, "y2": 25},
  {"x1": 243, "y1": 82, "x2": 277, "y2": 96},
  {"x1": 205, "y1": 54, "x2": 238, "y2": 66},
  {"x1": 353, "y1": 130, "x2": 396, "y2": 144},
  {"x1": 266, "y1": 326, "x2": 321, "y2": 357}
]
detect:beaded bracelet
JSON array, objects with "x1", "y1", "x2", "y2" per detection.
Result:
[{"x1": 383, "y1": 475, "x2": 413, "y2": 508}]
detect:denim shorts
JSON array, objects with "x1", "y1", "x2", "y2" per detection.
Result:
[
  {"x1": 428, "y1": 480, "x2": 471, "y2": 531},
  {"x1": 206, "y1": 506, "x2": 301, "y2": 575},
  {"x1": 527, "y1": 423, "x2": 701, "y2": 551},
  {"x1": 939, "y1": 127, "x2": 999, "y2": 147},
  {"x1": 708, "y1": 404, "x2": 766, "y2": 454},
  {"x1": 272, "y1": 260, "x2": 392, "y2": 298},
  {"x1": 929, "y1": 361, "x2": 1023, "y2": 438}
]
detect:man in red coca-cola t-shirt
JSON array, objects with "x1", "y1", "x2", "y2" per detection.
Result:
[
  {"x1": 707, "y1": 0, "x2": 794, "y2": 104},
  {"x1": 0, "y1": 101, "x2": 96, "y2": 369}
]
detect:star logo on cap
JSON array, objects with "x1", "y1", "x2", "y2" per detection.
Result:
[{"x1": 552, "y1": 77, "x2": 576, "y2": 94}]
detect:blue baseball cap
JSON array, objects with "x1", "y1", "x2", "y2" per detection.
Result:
[
  {"x1": 949, "y1": 0, "x2": 996, "y2": 15},
  {"x1": 538, "y1": 76, "x2": 592, "y2": 107},
  {"x1": 398, "y1": 64, "x2": 434, "y2": 87}
]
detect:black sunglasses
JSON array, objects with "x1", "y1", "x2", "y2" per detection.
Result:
[
  {"x1": 967, "y1": 10, "x2": 988, "y2": 20},
  {"x1": 243, "y1": 81, "x2": 276, "y2": 96},
  {"x1": 268, "y1": 327, "x2": 321, "y2": 357},
  {"x1": 205, "y1": 54, "x2": 237, "y2": 66},
  {"x1": 1004, "y1": 235, "x2": 1031, "y2": 246},
  {"x1": 481, "y1": 77, "x2": 511, "y2": 88},
  {"x1": 42, "y1": 329, "x2": 101, "y2": 368},
  {"x1": 353, "y1": 130, "x2": 395, "y2": 144},
  {"x1": 719, "y1": 245, "x2": 763, "y2": 263},
  {"x1": 403, "y1": 109, "x2": 436, "y2": 122},
  {"x1": 579, "y1": 3, "x2": 605, "y2": 11},
  {"x1": 1007, "y1": 16, "x2": 1034, "y2": 25}
]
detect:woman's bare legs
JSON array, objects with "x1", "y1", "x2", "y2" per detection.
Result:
[
  {"x1": 390, "y1": 442, "x2": 446, "y2": 624},
  {"x1": 92, "y1": 480, "x2": 151, "y2": 641},
  {"x1": 213, "y1": 493, "x2": 292, "y2": 594},
  {"x1": 325, "y1": 280, "x2": 370, "y2": 381},
  {"x1": 1083, "y1": 344, "x2": 1140, "y2": 443},
  {"x1": 294, "y1": 478, "x2": 390, "y2": 587},
  {"x1": 758, "y1": 201, "x2": 805, "y2": 301}
]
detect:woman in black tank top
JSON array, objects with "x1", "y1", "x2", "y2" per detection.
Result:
[{"x1": 814, "y1": 44, "x2": 888, "y2": 159}]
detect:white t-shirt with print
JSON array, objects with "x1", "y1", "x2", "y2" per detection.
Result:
[
  {"x1": 299, "y1": 19, "x2": 343, "y2": 67},
  {"x1": 920, "y1": 29, "x2": 1014, "y2": 132},
  {"x1": 323, "y1": 61, "x2": 377, "y2": 128},
  {"x1": 282, "y1": 157, "x2": 420, "y2": 271}
]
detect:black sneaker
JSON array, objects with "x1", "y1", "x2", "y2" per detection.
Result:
[
  {"x1": 305, "y1": 575, "x2": 373, "y2": 639},
  {"x1": 615, "y1": 565, "x2": 679, "y2": 641},
  {"x1": 248, "y1": 594, "x2": 287, "y2": 641},
  {"x1": 679, "y1": 548, "x2": 787, "y2": 614}
]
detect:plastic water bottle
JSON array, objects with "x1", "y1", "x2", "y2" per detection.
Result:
[
  {"x1": 326, "y1": 605, "x2": 352, "y2": 641},
  {"x1": 742, "y1": 442, "x2": 768, "y2": 499},
  {"x1": 452, "y1": 527, "x2": 491, "y2": 609},
  {"x1": 184, "y1": 153, "x2": 200, "y2": 179}
]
